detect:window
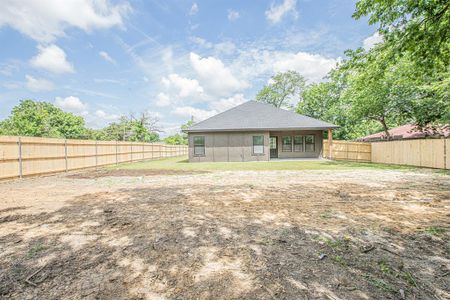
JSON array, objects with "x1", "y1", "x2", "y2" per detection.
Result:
[
  {"x1": 305, "y1": 135, "x2": 315, "y2": 152},
  {"x1": 269, "y1": 137, "x2": 277, "y2": 150},
  {"x1": 282, "y1": 136, "x2": 292, "y2": 152},
  {"x1": 253, "y1": 136, "x2": 264, "y2": 155},
  {"x1": 193, "y1": 136, "x2": 205, "y2": 156},
  {"x1": 294, "y1": 136, "x2": 304, "y2": 152}
]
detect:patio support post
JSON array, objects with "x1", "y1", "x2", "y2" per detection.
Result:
[{"x1": 328, "y1": 128, "x2": 333, "y2": 160}]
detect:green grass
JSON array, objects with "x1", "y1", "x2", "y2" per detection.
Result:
[
  {"x1": 110, "y1": 156, "x2": 424, "y2": 172},
  {"x1": 424, "y1": 226, "x2": 447, "y2": 236},
  {"x1": 27, "y1": 242, "x2": 46, "y2": 258}
]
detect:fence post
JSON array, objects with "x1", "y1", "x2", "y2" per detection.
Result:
[
  {"x1": 18, "y1": 137, "x2": 23, "y2": 179},
  {"x1": 115, "y1": 141, "x2": 118, "y2": 165},
  {"x1": 346, "y1": 142, "x2": 349, "y2": 161},
  {"x1": 142, "y1": 143, "x2": 145, "y2": 161},
  {"x1": 151, "y1": 144, "x2": 154, "y2": 160},
  {"x1": 95, "y1": 141, "x2": 98, "y2": 168},
  {"x1": 444, "y1": 137, "x2": 447, "y2": 170},
  {"x1": 64, "y1": 139, "x2": 68, "y2": 172},
  {"x1": 328, "y1": 129, "x2": 333, "y2": 160},
  {"x1": 130, "y1": 142, "x2": 133, "y2": 162}
]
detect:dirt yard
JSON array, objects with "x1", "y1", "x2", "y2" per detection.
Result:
[{"x1": 0, "y1": 164, "x2": 449, "y2": 299}]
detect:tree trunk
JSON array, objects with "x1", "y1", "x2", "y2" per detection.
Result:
[{"x1": 379, "y1": 117, "x2": 391, "y2": 140}]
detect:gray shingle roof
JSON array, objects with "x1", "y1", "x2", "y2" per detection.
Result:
[{"x1": 183, "y1": 101, "x2": 338, "y2": 132}]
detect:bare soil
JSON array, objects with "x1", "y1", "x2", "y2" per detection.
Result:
[
  {"x1": 69, "y1": 168, "x2": 209, "y2": 179},
  {"x1": 0, "y1": 168, "x2": 449, "y2": 299}
]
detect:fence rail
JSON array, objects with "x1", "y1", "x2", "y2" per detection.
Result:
[{"x1": 0, "y1": 136, "x2": 188, "y2": 180}]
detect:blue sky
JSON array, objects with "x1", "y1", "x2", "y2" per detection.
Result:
[{"x1": 0, "y1": 0, "x2": 381, "y2": 136}]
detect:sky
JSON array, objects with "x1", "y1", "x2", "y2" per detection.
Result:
[{"x1": 0, "y1": 0, "x2": 381, "y2": 136}]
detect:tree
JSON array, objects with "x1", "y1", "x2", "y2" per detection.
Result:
[
  {"x1": 297, "y1": 0, "x2": 450, "y2": 140},
  {"x1": 164, "y1": 133, "x2": 185, "y2": 145},
  {"x1": 353, "y1": 0, "x2": 450, "y2": 127},
  {"x1": 256, "y1": 71, "x2": 306, "y2": 109},
  {"x1": 0, "y1": 100, "x2": 88, "y2": 139},
  {"x1": 353, "y1": 0, "x2": 450, "y2": 69},
  {"x1": 298, "y1": 69, "x2": 383, "y2": 140},
  {"x1": 164, "y1": 120, "x2": 193, "y2": 145},
  {"x1": 97, "y1": 112, "x2": 160, "y2": 142}
]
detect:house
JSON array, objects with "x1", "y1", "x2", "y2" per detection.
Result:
[
  {"x1": 357, "y1": 124, "x2": 450, "y2": 142},
  {"x1": 183, "y1": 101, "x2": 338, "y2": 162}
]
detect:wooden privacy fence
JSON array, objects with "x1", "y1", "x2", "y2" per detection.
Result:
[
  {"x1": 372, "y1": 138, "x2": 449, "y2": 169},
  {"x1": 323, "y1": 138, "x2": 449, "y2": 169},
  {"x1": 323, "y1": 140, "x2": 372, "y2": 162},
  {"x1": 0, "y1": 136, "x2": 188, "y2": 180}
]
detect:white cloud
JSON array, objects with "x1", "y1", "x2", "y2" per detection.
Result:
[
  {"x1": 190, "y1": 36, "x2": 213, "y2": 48},
  {"x1": 83, "y1": 109, "x2": 120, "y2": 128},
  {"x1": 210, "y1": 94, "x2": 247, "y2": 112},
  {"x1": 272, "y1": 51, "x2": 338, "y2": 83},
  {"x1": 173, "y1": 106, "x2": 216, "y2": 121},
  {"x1": 190, "y1": 52, "x2": 248, "y2": 97},
  {"x1": 99, "y1": 51, "x2": 116, "y2": 64},
  {"x1": 0, "y1": 61, "x2": 20, "y2": 76},
  {"x1": 25, "y1": 75, "x2": 54, "y2": 91},
  {"x1": 2, "y1": 81, "x2": 21, "y2": 89},
  {"x1": 162, "y1": 73, "x2": 204, "y2": 98},
  {"x1": 54, "y1": 97, "x2": 119, "y2": 127},
  {"x1": 30, "y1": 44, "x2": 74, "y2": 74},
  {"x1": 214, "y1": 41, "x2": 236, "y2": 55},
  {"x1": 0, "y1": 0, "x2": 131, "y2": 42},
  {"x1": 55, "y1": 96, "x2": 88, "y2": 114},
  {"x1": 189, "y1": 3, "x2": 199, "y2": 15},
  {"x1": 227, "y1": 9, "x2": 240, "y2": 21},
  {"x1": 363, "y1": 32, "x2": 383, "y2": 50},
  {"x1": 156, "y1": 92, "x2": 172, "y2": 107},
  {"x1": 265, "y1": 0, "x2": 298, "y2": 24},
  {"x1": 95, "y1": 109, "x2": 119, "y2": 120}
]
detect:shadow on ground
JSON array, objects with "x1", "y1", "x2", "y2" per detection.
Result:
[{"x1": 0, "y1": 178, "x2": 449, "y2": 299}]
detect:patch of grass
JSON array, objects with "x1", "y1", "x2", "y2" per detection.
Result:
[
  {"x1": 401, "y1": 271, "x2": 417, "y2": 288},
  {"x1": 111, "y1": 156, "x2": 423, "y2": 172},
  {"x1": 333, "y1": 255, "x2": 346, "y2": 266},
  {"x1": 378, "y1": 261, "x2": 418, "y2": 288},
  {"x1": 368, "y1": 277, "x2": 396, "y2": 293},
  {"x1": 424, "y1": 226, "x2": 446, "y2": 236},
  {"x1": 379, "y1": 261, "x2": 393, "y2": 275},
  {"x1": 320, "y1": 210, "x2": 334, "y2": 219},
  {"x1": 27, "y1": 243, "x2": 46, "y2": 258},
  {"x1": 316, "y1": 236, "x2": 348, "y2": 249}
]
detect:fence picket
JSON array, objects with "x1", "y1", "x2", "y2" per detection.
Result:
[{"x1": 0, "y1": 136, "x2": 187, "y2": 180}]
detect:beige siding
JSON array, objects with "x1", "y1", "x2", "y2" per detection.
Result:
[
  {"x1": 188, "y1": 131, "x2": 323, "y2": 162},
  {"x1": 189, "y1": 132, "x2": 270, "y2": 162},
  {"x1": 213, "y1": 132, "x2": 229, "y2": 162},
  {"x1": 228, "y1": 133, "x2": 244, "y2": 161},
  {"x1": 270, "y1": 130, "x2": 323, "y2": 159}
]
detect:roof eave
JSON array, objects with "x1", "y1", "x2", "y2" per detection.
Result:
[{"x1": 183, "y1": 126, "x2": 340, "y2": 133}]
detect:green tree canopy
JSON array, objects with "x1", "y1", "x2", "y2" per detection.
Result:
[
  {"x1": 96, "y1": 112, "x2": 160, "y2": 142},
  {"x1": 164, "y1": 120, "x2": 193, "y2": 145},
  {"x1": 0, "y1": 100, "x2": 88, "y2": 139},
  {"x1": 353, "y1": 0, "x2": 450, "y2": 68},
  {"x1": 297, "y1": 0, "x2": 449, "y2": 140},
  {"x1": 256, "y1": 71, "x2": 306, "y2": 109}
]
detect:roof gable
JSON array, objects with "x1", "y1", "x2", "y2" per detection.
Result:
[{"x1": 184, "y1": 101, "x2": 338, "y2": 132}]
